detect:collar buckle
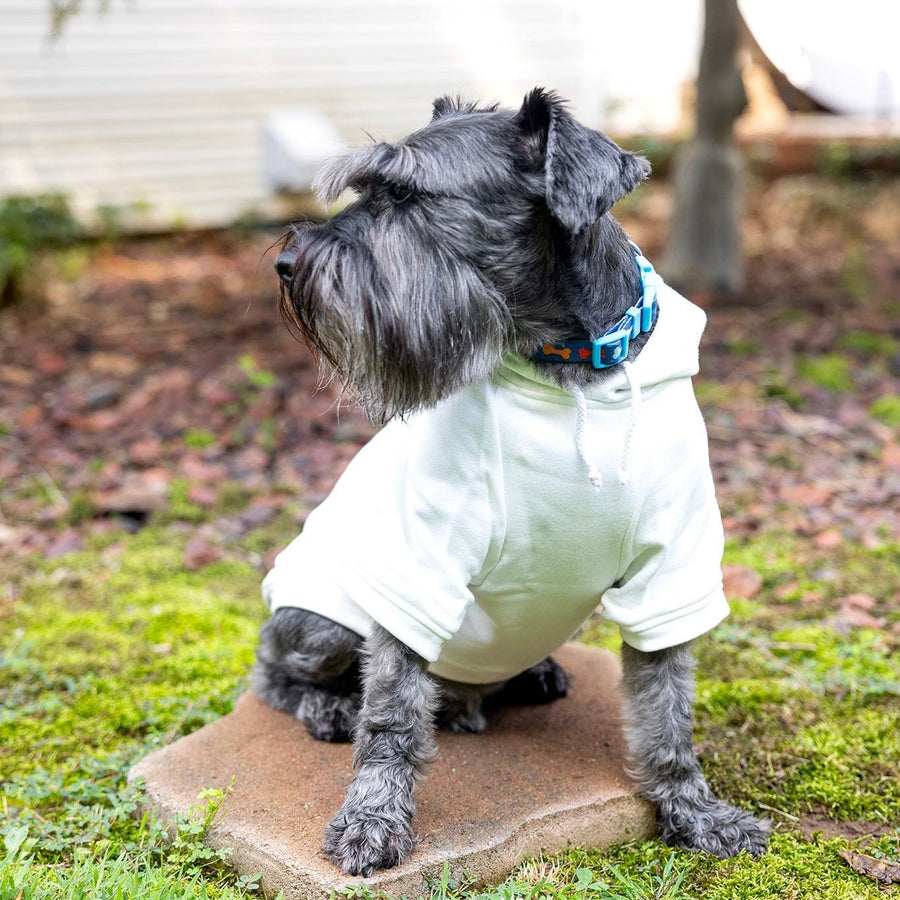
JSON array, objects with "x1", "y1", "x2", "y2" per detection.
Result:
[{"x1": 592, "y1": 329, "x2": 630, "y2": 368}]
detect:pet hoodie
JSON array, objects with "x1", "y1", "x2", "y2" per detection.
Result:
[{"x1": 263, "y1": 273, "x2": 729, "y2": 684}]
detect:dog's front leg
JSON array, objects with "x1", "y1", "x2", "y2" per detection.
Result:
[
  {"x1": 621, "y1": 641, "x2": 770, "y2": 858},
  {"x1": 323, "y1": 625, "x2": 438, "y2": 876}
]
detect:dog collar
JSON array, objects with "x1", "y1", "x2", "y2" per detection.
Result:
[{"x1": 531, "y1": 247, "x2": 659, "y2": 369}]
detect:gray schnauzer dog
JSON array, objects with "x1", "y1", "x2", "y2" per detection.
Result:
[{"x1": 253, "y1": 88, "x2": 770, "y2": 876}]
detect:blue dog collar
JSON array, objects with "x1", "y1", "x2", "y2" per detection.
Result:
[{"x1": 532, "y1": 246, "x2": 659, "y2": 369}]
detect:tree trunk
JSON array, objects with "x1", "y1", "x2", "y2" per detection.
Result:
[{"x1": 664, "y1": 0, "x2": 748, "y2": 294}]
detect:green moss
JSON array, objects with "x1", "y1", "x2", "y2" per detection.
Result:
[
  {"x1": 182, "y1": 429, "x2": 217, "y2": 449},
  {"x1": 870, "y1": 395, "x2": 900, "y2": 428},
  {"x1": 760, "y1": 368, "x2": 805, "y2": 409},
  {"x1": 839, "y1": 330, "x2": 898, "y2": 357},
  {"x1": 3, "y1": 517, "x2": 899, "y2": 898},
  {"x1": 160, "y1": 478, "x2": 208, "y2": 523},
  {"x1": 0, "y1": 530, "x2": 262, "y2": 785},
  {"x1": 432, "y1": 832, "x2": 897, "y2": 900},
  {"x1": 693, "y1": 381, "x2": 741, "y2": 408},
  {"x1": 839, "y1": 246, "x2": 871, "y2": 301},
  {"x1": 797, "y1": 355, "x2": 853, "y2": 393}
]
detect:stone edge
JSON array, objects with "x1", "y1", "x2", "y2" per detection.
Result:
[{"x1": 130, "y1": 759, "x2": 655, "y2": 899}]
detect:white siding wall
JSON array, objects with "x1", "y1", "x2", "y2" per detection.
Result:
[{"x1": 0, "y1": 0, "x2": 701, "y2": 230}]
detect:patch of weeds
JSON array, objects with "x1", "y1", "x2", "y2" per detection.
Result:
[
  {"x1": 460, "y1": 832, "x2": 896, "y2": 900},
  {"x1": 0, "y1": 193, "x2": 84, "y2": 305},
  {"x1": 239, "y1": 511, "x2": 301, "y2": 557},
  {"x1": 0, "y1": 527, "x2": 261, "y2": 781},
  {"x1": 766, "y1": 626, "x2": 899, "y2": 697},
  {"x1": 693, "y1": 381, "x2": 741, "y2": 408},
  {"x1": 577, "y1": 614, "x2": 621, "y2": 654},
  {"x1": 182, "y1": 428, "x2": 217, "y2": 450},
  {"x1": 258, "y1": 416, "x2": 277, "y2": 452},
  {"x1": 761, "y1": 367, "x2": 804, "y2": 409},
  {"x1": 774, "y1": 306, "x2": 813, "y2": 326},
  {"x1": 160, "y1": 478, "x2": 208, "y2": 523},
  {"x1": 692, "y1": 831, "x2": 891, "y2": 899},
  {"x1": 870, "y1": 394, "x2": 900, "y2": 428},
  {"x1": 0, "y1": 525, "x2": 269, "y2": 896},
  {"x1": 237, "y1": 354, "x2": 276, "y2": 389},
  {"x1": 727, "y1": 340, "x2": 760, "y2": 356},
  {"x1": 792, "y1": 713, "x2": 900, "y2": 821},
  {"x1": 214, "y1": 483, "x2": 256, "y2": 515},
  {"x1": 723, "y1": 531, "x2": 807, "y2": 591},
  {"x1": 66, "y1": 489, "x2": 96, "y2": 525},
  {"x1": 838, "y1": 330, "x2": 898, "y2": 358},
  {"x1": 695, "y1": 676, "x2": 900, "y2": 824},
  {"x1": 0, "y1": 782, "x2": 269, "y2": 899},
  {"x1": 797, "y1": 354, "x2": 853, "y2": 393},
  {"x1": 1, "y1": 754, "x2": 144, "y2": 856},
  {"x1": 840, "y1": 246, "x2": 870, "y2": 301}
]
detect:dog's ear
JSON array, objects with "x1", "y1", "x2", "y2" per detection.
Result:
[{"x1": 517, "y1": 87, "x2": 650, "y2": 232}]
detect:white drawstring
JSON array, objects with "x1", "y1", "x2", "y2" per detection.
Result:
[
  {"x1": 617, "y1": 361, "x2": 642, "y2": 485},
  {"x1": 572, "y1": 385, "x2": 604, "y2": 491},
  {"x1": 572, "y1": 361, "x2": 643, "y2": 491}
]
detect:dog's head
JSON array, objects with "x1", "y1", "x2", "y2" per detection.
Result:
[{"x1": 276, "y1": 88, "x2": 649, "y2": 422}]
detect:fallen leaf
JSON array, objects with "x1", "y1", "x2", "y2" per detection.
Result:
[
  {"x1": 183, "y1": 537, "x2": 222, "y2": 571},
  {"x1": 834, "y1": 593, "x2": 886, "y2": 630},
  {"x1": 722, "y1": 564, "x2": 763, "y2": 600},
  {"x1": 179, "y1": 455, "x2": 229, "y2": 483},
  {"x1": 882, "y1": 442, "x2": 900, "y2": 471},
  {"x1": 838, "y1": 849, "x2": 900, "y2": 885},
  {"x1": 814, "y1": 528, "x2": 842, "y2": 549},
  {"x1": 0, "y1": 365, "x2": 34, "y2": 387},
  {"x1": 45, "y1": 530, "x2": 84, "y2": 559},
  {"x1": 187, "y1": 484, "x2": 218, "y2": 508},
  {"x1": 93, "y1": 487, "x2": 168, "y2": 515},
  {"x1": 130, "y1": 438, "x2": 163, "y2": 466},
  {"x1": 781, "y1": 484, "x2": 833, "y2": 506},
  {"x1": 841, "y1": 592, "x2": 878, "y2": 611}
]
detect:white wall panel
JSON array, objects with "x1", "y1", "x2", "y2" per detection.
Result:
[{"x1": 0, "y1": 0, "x2": 700, "y2": 230}]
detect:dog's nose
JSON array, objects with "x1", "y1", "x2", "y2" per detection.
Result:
[{"x1": 275, "y1": 250, "x2": 297, "y2": 286}]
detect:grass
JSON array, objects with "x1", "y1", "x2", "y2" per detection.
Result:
[{"x1": 1, "y1": 513, "x2": 898, "y2": 898}]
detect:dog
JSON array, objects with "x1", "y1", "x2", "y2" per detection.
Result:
[{"x1": 252, "y1": 88, "x2": 770, "y2": 876}]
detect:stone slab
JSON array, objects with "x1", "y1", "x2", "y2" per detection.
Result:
[{"x1": 130, "y1": 643, "x2": 654, "y2": 899}]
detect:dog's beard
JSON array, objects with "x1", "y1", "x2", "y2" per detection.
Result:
[{"x1": 280, "y1": 226, "x2": 512, "y2": 424}]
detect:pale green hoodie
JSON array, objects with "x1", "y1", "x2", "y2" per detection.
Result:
[{"x1": 263, "y1": 274, "x2": 728, "y2": 684}]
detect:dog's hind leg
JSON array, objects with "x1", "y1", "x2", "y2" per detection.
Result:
[
  {"x1": 323, "y1": 625, "x2": 438, "y2": 876},
  {"x1": 620, "y1": 640, "x2": 770, "y2": 858},
  {"x1": 251, "y1": 607, "x2": 362, "y2": 742}
]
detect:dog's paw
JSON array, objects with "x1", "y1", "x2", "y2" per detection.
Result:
[
  {"x1": 297, "y1": 691, "x2": 359, "y2": 743},
  {"x1": 445, "y1": 707, "x2": 487, "y2": 734},
  {"x1": 659, "y1": 798, "x2": 771, "y2": 858},
  {"x1": 323, "y1": 804, "x2": 415, "y2": 876},
  {"x1": 490, "y1": 656, "x2": 571, "y2": 708}
]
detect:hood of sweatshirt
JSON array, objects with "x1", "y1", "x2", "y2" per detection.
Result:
[{"x1": 499, "y1": 274, "x2": 708, "y2": 405}]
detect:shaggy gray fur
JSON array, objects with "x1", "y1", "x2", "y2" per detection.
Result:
[
  {"x1": 620, "y1": 641, "x2": 770, "y2": 856},
  {"x1": 258, "y1": 88, "x2": 769, "y2": 874}
]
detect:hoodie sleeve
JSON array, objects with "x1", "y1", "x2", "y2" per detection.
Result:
[
  {"x1": 600, "y1": 393, "x2": 729, "y2": 652},
  {"x1": 262, "y1": 386, "x2": 503, "y2": 664}
]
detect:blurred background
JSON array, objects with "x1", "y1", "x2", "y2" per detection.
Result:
[{"x1": 1, "y1": 0, "x2": 898, "y2": 231}]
